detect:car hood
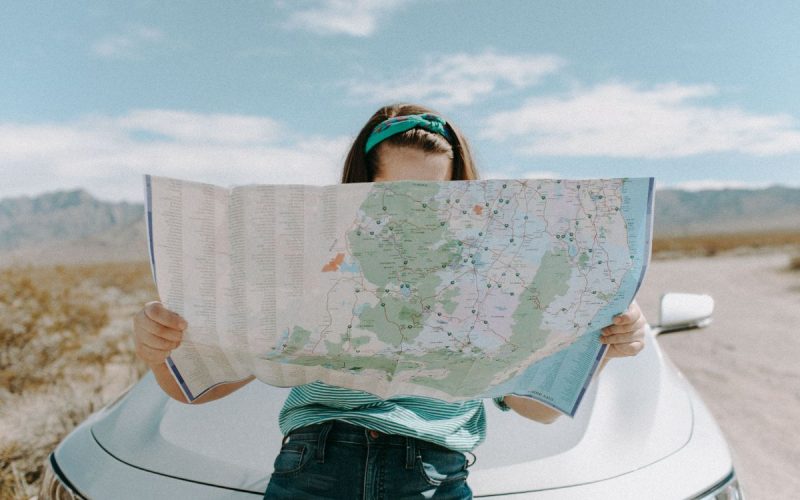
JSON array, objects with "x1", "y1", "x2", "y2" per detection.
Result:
[
  {"x1": 91, "y1": 329, "x2": 692, "y2": 495},
  {"x1": 468, "y1": 333, "x2": 694, "y2": 496}
]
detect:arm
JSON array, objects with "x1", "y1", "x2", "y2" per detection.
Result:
[
  {"x1": 500, "y1": 395, "x2": 562, "y2": 424},
  {"x1": 133, "y1": 301, "x2": 255, "y2": 404},
  {"x1": 499, "y1": 358, "x2": 609, "y2": 424},
  {"x1": 149, "y1": 362, "x2": 255, "y2": 404},
  {"x1": 502, "y1": 301, "x2": 647, "y2": 423}
]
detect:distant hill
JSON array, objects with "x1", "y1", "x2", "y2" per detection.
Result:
[
  {"x1": 0, "y1": 189, "x2": 142, "y2": 250},
  {"x1": 1, "y1": 185, "x2": 798, "y2": 266},
  {"x1": 654, "y1": 186, "x2": 800, "y2": 236},
  {"x1": 0, "y1": 190, "x2": 145, "y2": 266}
]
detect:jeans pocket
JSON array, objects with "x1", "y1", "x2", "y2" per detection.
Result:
[
  {"x1": 416, "y1": 447, "x2": 469, "y2": 487},
  {"x1": 271, "y1": 442, "x2": 310, "y2": 475}
]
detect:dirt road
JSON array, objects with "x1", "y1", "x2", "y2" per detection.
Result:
[{"x1": 637, "y1": 251, "x2": 800, "y2": 499}]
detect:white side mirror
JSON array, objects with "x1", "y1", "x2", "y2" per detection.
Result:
[{"x1": 656, "y1": 293, "x2": 714, "y2": 335}]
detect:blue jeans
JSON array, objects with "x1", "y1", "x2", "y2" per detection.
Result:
[{"x1": 264, "y1": 420, "x2": 473, "y2": 499}]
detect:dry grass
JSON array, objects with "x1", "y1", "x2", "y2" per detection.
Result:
[
  {"x1": 0, "y1": 261, "x2": 156, "y2": 499},
  {"x1": 653, "y1": 230, "x2": 800, "y2": 259}
]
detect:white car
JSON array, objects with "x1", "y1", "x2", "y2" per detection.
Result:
[{"x1": 40, "y1": 293, "x2": 743, "y2": 499}]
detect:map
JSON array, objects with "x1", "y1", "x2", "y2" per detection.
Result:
[{"x1": 146, "y1": 175, "x2": 654, "y2": 415}]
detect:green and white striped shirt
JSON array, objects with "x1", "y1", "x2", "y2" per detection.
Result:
[{"x1": 278, "y1": 381, "x2": 510, "y2": 452}]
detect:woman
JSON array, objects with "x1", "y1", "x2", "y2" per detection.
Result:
[{"x1": 132, "y1": 103, "x2": 647, "y2": 499}]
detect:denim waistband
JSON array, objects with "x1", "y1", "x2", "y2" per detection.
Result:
[{"x1": 285, "y1": 419, "x2": 454, "y2": 451}]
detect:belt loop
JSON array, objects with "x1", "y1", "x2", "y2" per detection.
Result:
[
  {"x1": 315, "y1": 421, "x2": 334, "y2": 464},
  {"x1": 404, "y1": 436, "x2": 416, "y2": 470},
  {"x1": 465, "y1": 451, "x2": 477, "y2": 469}
]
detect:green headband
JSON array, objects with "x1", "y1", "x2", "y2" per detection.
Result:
[{"x1": 364, "y1": 113, "x2": 452, "y2": 154}]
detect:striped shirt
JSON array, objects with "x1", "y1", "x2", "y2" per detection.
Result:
[{"x1": 278, "y1": 381, "x2": 510, "y2": 452}]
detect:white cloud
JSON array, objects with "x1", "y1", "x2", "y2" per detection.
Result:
[
  {"x1": 0, "y1": 110, "x2": 350, "y2": 202},
  {"x1": 283, "y1": 0, "x2": 410, "y2": 37},
  {"x1": 483, "y1": 82, "x2": 800, "y2": 158},
  {"x1": 666, "y1": 179, "x2": 767, "y2": 191},
  {"x1": 91, "y1": 26, "x2": 165, "y2": 59},
  {"x1": 116, "y1": 110, "x2": 284, "y2": 144},
  {"x1": 347, "y1": 51, "x2": 564, "y2": 108}
]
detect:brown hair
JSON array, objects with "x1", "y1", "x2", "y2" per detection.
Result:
[{"x1": 340, "y1": 103, "x2": 479, "y2": 183}]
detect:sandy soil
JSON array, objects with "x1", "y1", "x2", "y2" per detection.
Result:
[{"x1": 636, "y1": 250, "x2": 800, "y2": 499}]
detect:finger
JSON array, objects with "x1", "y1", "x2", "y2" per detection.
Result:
[
  {"x1": 604, "y1": 340, "x2": 645, "y2": 358},
  {"x1": 602, "y1": 316, "x2": 647, "y2": 336},
  {"x1": 144, "y1": 301, "x2": 187, "y2": 330},
  {"x1": 139, "y1": 331, "x2": 180, "y2": 351},
  {"x1": 600, "y1": 330, "x2": 643, "y2": 344},
  {"x1": 612, "y1": 302, "x2": 642, "y2": 326},
  {"x1": 140, "y1": 318, "x2": 184, "y2": 343}
]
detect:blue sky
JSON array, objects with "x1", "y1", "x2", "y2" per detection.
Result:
[{"x1": 3, "y1": 1, "x2": 800, "y2": 202}]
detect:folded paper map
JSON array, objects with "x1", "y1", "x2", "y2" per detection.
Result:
[{"x1": 144, "y1": 175, "x2": 654, "y2": 416}]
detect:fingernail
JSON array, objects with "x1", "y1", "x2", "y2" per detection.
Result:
[
  {"x1": 613, "y1": 316, "x2": 623, "y2": 324},
  {"x1": 179, "y1": 319, "x2": 188, "y2": 329}
]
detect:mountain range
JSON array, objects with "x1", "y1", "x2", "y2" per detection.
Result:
[
  {"x1": 0, "y1": 189, "x2": 145, "y2": 266},
  {"x1": 1, "y1": 185, "x2": 798, "y2": 266}
]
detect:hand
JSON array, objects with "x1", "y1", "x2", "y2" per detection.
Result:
[
  {"x1": 132, "y1": 301, "x2": 187, "y2": 368},
  {"x1": 600, "y1": 300, "x2": 647, "y2": 358}
]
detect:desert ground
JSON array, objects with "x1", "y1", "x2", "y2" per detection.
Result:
[
  {"x1": 1, "y1": 249, "x2": 798, "y2": 498},
  {"x1": 636, "y1": 250, "x2": 800, "y2": 499},
  {"x1": 0, "y1": 263, "x2": 155, "y2": 499}
]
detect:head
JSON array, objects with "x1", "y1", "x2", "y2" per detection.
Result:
[{"x1": 340, "y1": 103, "x2": 479, "y2": 184}]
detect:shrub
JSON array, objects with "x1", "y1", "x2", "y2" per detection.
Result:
[{"x1": 0, "y1": 262, "x2": 155, "y2": 498}]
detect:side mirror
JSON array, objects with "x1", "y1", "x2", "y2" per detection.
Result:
[{"x1": 654, "y1": 293, "x2": 714, "y2": 335}]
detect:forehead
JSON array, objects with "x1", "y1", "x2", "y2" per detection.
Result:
[{"x1": 374, "y1": 144, "x2": 453, "y2": 182}]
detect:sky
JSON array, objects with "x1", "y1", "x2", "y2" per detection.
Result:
[{"x1": 2, "y1": 1, "x2": 800, "y2": 202}]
